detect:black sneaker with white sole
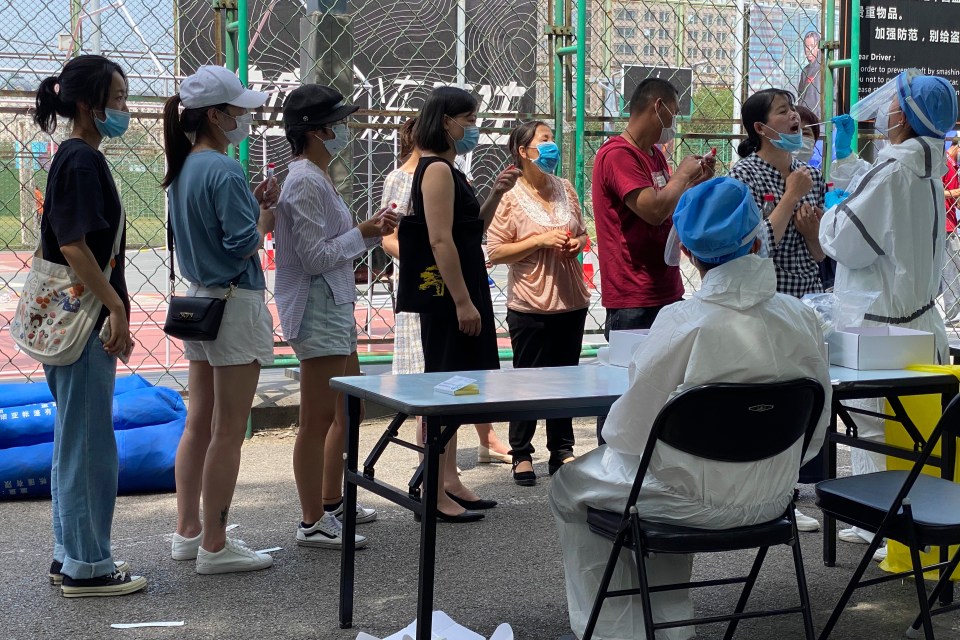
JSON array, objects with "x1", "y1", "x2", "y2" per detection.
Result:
[
  {"x1": 61, "y1": 569, "x2": 147, "y2": 598},
  {"x1": 49, "y1": 560, "x2": 130, "y2": 585},
  {"x1": 297, "y1": 512, "x2": 368, "y2": 549}
]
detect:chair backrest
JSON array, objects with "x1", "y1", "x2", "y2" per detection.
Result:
[
  {"x1": 622, "y1": 379, "x2": 825, "y2": 514},
  {"x1": 654, "y1": 378, "x2": 825, "y2": 463}
]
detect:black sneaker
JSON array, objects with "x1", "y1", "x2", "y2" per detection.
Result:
[
  {"x1": 61, "y1": 569, "x2": 147, "y2": 598},
  {"x1": 49, "y1": 560, "x2": 130, "y2": 585}
]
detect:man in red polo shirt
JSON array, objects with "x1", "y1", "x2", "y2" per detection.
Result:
[{"x1": 593, "y1": 77, "x2": 714, "y2": 338}]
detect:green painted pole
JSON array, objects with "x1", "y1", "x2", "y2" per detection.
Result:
[
  {"x1": 553, "y1": 0, "x2": 566, "y2": 171},
  {"x1": 574, "y1": 0, "x2": 587, "y2": 201},
  {"x1": 237, "y1": 0, "x2": 251, "y2": 178},
  {"x1": 224, "y1": 9, "x2": 237, "y2": 160},
  {"x1": 823, "y1": 0, "x2": 836, "y2": 177}
]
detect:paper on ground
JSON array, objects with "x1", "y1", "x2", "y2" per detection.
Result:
[
  {"x1": 111, "y1": 621, "x2": 185, "y2": 629},
  {"x1": 257, "y1": 546, "x2": 282, "y2": 553},
  {"x1": 355, "y1": 611, "x2": 513, "y2": 640}
]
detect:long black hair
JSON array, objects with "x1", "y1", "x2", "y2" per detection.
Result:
[
  {"x1": 413, "y1": 87, "x2": 478, "y2": 154},
  {"x1": 161, "y1": 95, "x2": 227, "y2": 188},
  {"x1": 34, "y1": 55, "x2": 126, "y2": 135},
  {"x1": 737, "y1": 89, "x2": 796, "y2": 157}
]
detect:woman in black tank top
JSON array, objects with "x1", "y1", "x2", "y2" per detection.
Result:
[{"x1": 402, "y1": 86, "x2": 519, "y2": 522}]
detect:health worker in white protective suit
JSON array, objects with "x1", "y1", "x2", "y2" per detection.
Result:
[
  {"x1": 549, "y1": 177, "x2": 832, "y2": 640},
  {"x1": 819, "y1": 70, "x2": 958, "y2": 557}
]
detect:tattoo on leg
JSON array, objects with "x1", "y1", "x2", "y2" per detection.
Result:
[{"x1": 219, "y1": 507, "x2": 229, "y2": 528}]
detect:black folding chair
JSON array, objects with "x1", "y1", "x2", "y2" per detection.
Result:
[
  {"x1": 815, "y1": 393, "x2": 960, "y2": 640},
  {"x1": 582, "y1": 379, "x2": 825, "y2": 640}
]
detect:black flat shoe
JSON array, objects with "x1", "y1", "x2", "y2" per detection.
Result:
[
  {"x1": 446, "y1": 491, "x2": 497, "y2": 510},
  {"x1": 513, "y1": 460, "x2": 537, "y2": 487},
  {"x1": 548, "y1": 456, "x2": 576, "y2": 476},
  {"x1": 415, "y1": 509, "x2": 484, "y2": 523}
]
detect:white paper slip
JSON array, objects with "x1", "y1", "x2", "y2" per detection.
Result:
[
  {"x1": 257, "y1": 547, "x2": 282, "y2": 553},
  {"x1": 434, "y1": 376, "x2": 479, "y2": 396},
  {"x1": 111, "y1": 622, "x2": 185, "y2": 629},
  {"x1": 226, "y1": 524, "x2": 239, "y2": 532}
]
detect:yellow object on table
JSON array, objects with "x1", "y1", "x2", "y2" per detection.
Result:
[{"x1": 881, "y1": 364, "x2": 960, "y2": 580}]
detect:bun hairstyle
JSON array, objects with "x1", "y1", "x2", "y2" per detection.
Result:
[
  {"x1": 398, "y1": 117, "x2": 418, "y2": 162},
  {"x1": 736, "y1": 89, "x2": 796, "y2": 157},
  {"x1": 34, "y1": 54, "x2": 125, "y2": 134},
  {"x1": 161, "y1": 94, "x2": 227, "y2": 187}
]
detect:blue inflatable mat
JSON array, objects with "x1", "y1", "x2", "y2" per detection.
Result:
[
  {"x1": 0, "y1": 374, "x2": 149, "y2": 408},
  {"x1": 0, "y1": 418, "x2": 185, "y2": 499},
  {"x1": 0, "y1": 386, "x2": 186, "y2": 449}
]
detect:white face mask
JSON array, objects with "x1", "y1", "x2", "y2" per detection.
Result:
[
  {"x1": 218, "y1": 112, "x2": 252, "y2": 145},
  {"x1": 656, "y1": 101, "x2": 677, "y2": 145},
  {"x1": 317, "y1": 123, "x2": 350, "y2": 156},
  {"x1": 793, "y1": 137, "x2": 816, "y2": 163}
]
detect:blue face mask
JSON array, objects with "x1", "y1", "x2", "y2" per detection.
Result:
[
  {"x1": 448, "y1": 117, "x2": 480, "y2": 155},
  {"x1": 531, "y1": 141, "x2": 560, "y2": 174},
  {"x1": 93, "y1": 107, "x2": 130, "y2": 138},
  {"x1": 762, "y1": 124, "x2": 804, "y2": 153}
]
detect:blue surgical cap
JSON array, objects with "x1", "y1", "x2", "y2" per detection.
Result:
[
  {"x1": 673, "y1": 177, "x2": 762, "y2": 265},
  {"x1": 897, "y1": 73, "x2": 959, "y2": 139}
]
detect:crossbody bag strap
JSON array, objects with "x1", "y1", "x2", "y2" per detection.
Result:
[{"x1": 167, "y1": 215, "x2": 177, "y2": 296}]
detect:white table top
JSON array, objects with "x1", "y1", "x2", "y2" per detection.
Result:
[{"x1": 326, "y1": 364, "x2": 957, "y2": 416}]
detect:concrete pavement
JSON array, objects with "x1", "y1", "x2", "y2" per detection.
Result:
[{"x1": 1, "y1": 416, "x2": 958, "y2": 639}]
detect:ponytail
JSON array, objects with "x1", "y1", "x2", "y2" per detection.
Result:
[
  {"x1": 161, "y1": 94, "x2": 226, "y2": 188},
  {"x1": 162, "y1": 94, "x2": 190, "y2": 188},
  {"x1": 737, "y1": 138, "x2": 759, "y2": 157},
  {"x1": 34, "y1": 75, "x2": 65, "y2": 134}
]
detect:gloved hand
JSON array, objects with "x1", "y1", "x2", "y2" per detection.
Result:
[
  {"x1": 825, "y1": 189, "x2": 851, "y2": 209},
  {"x1": 832, "y1": 115, "x2": 855, "y2": 160}
]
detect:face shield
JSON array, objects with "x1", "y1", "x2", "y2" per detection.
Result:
[
  {"x1": 663, "y1": 221, "x2": 763, "y2": 266},
  {"x1": 849, "y1": 69, "x2": 922, "y2": 134}
]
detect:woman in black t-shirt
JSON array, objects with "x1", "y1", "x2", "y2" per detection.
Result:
[
  {"x1": 400, "y1": 87, "x2": 519, "y2": 522},
  {"x1": 33, "y1": 55, "x2": 144, "y2": 597}
]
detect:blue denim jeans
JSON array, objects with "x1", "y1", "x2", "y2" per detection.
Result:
[{"x1": 44, "y1": 331, "x2": 118, "y2": 579}]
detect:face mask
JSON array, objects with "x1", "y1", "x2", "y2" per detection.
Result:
[
  {"x1": 530, "y1": 141, "x2": 560, "y2": 173},
  {"x1": 875, "y1": 109, "x2": 903, "y2": 138},
  {"x1": 93, "y1": 107, "x2": 130, "y2": 138},
  {"x1": 656, "y1": 102, "x2": 676, "y2": 144},
  {"x1": 793, "y1": 137, "x2": 816, "y2": 163},
  {"x1": 218, "y1": 111, "x2": 252, "y2": 145},
  {"x1": 319, "y1": 123, "x2": 349, "y2": 156},
  {"x1": 762, "y1": 124, "x2": 804, "y2": 152},
  {"x1": 448, "y1": 117, "x2": 480, "y2": 155}
]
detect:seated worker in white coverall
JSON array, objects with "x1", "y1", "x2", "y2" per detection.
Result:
[
  {"x1": 820, "y1": 70, "x2": 958, "y2": 561},
  {"x1": 549, "y1": 176, "x2": 832, "y2": 640}
]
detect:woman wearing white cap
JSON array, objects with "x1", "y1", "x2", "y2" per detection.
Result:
[
  {"x1": 820, "y1": 70, "x2": 958, "y2": 558},
  {"x1": 161, "y1": 65, "x2": 279, "y2": 574}
]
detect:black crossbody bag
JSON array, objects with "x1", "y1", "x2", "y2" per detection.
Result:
[{"x1": 162, "y1": 222, "x2": 239, "y2": 341}]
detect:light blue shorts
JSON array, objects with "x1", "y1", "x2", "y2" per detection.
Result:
[{"x1": 289, "y1": 276, "x2": 357, "y2": 360}]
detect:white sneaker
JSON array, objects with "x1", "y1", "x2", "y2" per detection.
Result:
[
  {"x1": 171, "y1": 531, "x2": 202, "y2": 561},
  {"x1": 839, "y1": 527, "x2": 874, "y2": 544},
  {"x1": 794, "y1": 507, "x2": 821, "y2": 532},
  {"x1": 297, "y1": 512, "x2": 369, "y2": 550},
  {"x1": 332, "y1": 501, "x2": 378, "y2": 524},
  {"x1": 195, "y1": 538, "x2": 273, "y2": 575}
]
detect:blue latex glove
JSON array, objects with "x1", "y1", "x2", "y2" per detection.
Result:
[
  {"x1": 825, "y1": 189, "x2": 850, "y2": 209},
  {"x1": 832, "y1": 115, "x2": 855, "y2": 160}
]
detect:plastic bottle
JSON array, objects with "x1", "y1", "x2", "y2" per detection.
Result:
[{"x1": 761, "y1": 193, "x2": 776, "y2": 218}]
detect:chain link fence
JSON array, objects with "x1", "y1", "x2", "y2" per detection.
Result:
[{"x1": 2, "y1": 0, "x2": 958, "y2": 383}]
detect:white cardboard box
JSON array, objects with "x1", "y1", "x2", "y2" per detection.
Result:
[
  {"x1": 827, "y1": 326, "x2": 935, "y2": 370},
  {"x1": 608, "y1": 329, "x2": 649, "y2": 367}
]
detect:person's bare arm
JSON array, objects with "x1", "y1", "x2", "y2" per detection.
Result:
[
  {"x1": 624, "y1": 156, "x2": 703, "y2": 225},
  {"x1": 488, "y1": 229, "x2": 567, "y2": 264},
  {"x1": 768, "y1": 168, "x2": 813, "y2": 244},
  {"x1": 60, "y1": 238, "x2": 130, "y2": 356}
]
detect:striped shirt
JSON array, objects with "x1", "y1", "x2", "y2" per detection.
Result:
[{"x1": 274, "y1": 159, "x2": 378, "y2": 341}]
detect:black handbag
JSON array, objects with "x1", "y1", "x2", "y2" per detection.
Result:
[
  {"x1": 395, "y1": 215, "x2": 483, "y2": 314},
  {"x1": 162, "y1": 222, "x2": 237, "y2": 342}
]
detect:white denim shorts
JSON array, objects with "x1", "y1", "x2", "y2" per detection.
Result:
[
  {"x1": 288, "y1": 276, "x2": 357, "y2": 360},
  {"x1": 181, "y1": 284, "x2": 275, "y2": 367}
]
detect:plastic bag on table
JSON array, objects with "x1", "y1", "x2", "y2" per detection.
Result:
[{"x1": 801, "y1": 291, "x2": 880, "y2": 338}]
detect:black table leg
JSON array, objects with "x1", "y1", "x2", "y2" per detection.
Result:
[
  {"x1": 339, "y1": 393, "x2": 362, "y2": 629},
  {"x1": 415, "y1": 416, "x2": 441, "y2": 640},
  {"x1": 939, "y1": 389, "x2": 957, "y2": 605},
  {"x1": 823, "y1": 405, "x2": 838, "y2": 567}
]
